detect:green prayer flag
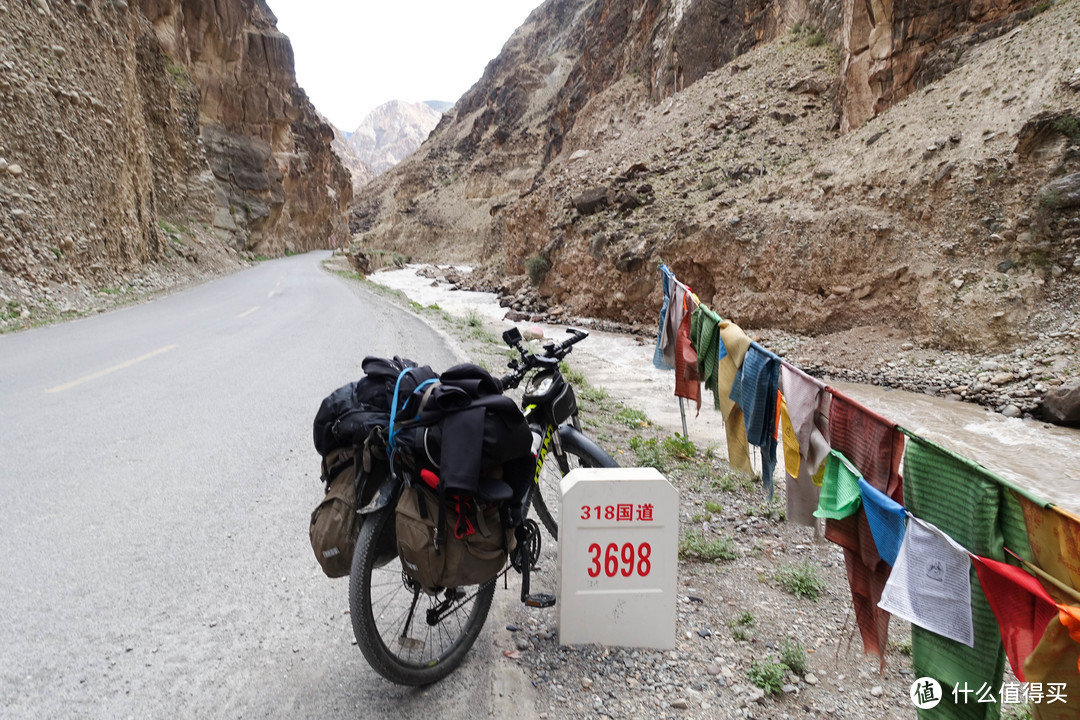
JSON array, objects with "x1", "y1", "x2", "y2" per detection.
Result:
[{"x1": 813, "y1": 450, "x2": 862, "y2": 520}]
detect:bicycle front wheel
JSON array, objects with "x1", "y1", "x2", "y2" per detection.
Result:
[
  {"x1": 529, "y1": 424, "x2": 618, "y2": 540},
  {"x1": 349, "y1": 504, "x2": 495, "y2": 686}
]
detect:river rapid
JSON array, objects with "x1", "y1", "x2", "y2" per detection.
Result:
[{"x1": 369, "y1": 265, "x2": 1080, "y2": 514}]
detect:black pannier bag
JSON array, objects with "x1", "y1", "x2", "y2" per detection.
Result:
[
  {"x1": 310, "y1": 359, "x2": 534, "y2": 582},
  {"x1": 310, "y1": 357, "x2": 435, "y2": 578}
]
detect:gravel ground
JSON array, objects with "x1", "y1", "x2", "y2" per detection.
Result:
[{"x1": 497, "y1": 470, "x2": 920, "y2": 720}]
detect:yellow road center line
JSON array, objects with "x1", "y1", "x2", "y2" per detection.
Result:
[
  {"x1": 237, "y1": 306, "x2": 260, "y2": 319},
  {"x1": 45, "y1": 344, "x2": 179, "y2": 394},
  {"x1": 267, "y1": 290, "x2": 276, "y2": 298}
]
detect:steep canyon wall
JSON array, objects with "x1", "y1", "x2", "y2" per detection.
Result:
[
  {"x1": 351, "y1": 0, "x2": 1077, "y2": 354},
  {"x1": 0, "y1": 0, "x2": 350, "y2": 318}
]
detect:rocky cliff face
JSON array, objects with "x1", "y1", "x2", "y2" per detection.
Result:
[
  {"x1": 836, "y1": 0, "x2": 1050, "y2": 132},
  {"x1": 0, "y1": 0, "x2": 350, "y2": 328},
  {"x1": 352, "y1": 0, "x2": 1078, "y2": 356},
  {"x1": 140, "y1": 0, "x2": 352, "y2": 254}
]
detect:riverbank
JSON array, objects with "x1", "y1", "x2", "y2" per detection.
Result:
[{"x1": 462, "y1": 268, "x2": 1079, "y2": 424}]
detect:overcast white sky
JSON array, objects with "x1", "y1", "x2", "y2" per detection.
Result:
[{"x1": 267, "y1": 0, "x2": 543, "y2": 132}]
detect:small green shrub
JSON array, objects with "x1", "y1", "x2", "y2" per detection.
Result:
[
  {"x1": 662, "y1": 433, "x2": 696, "y2": 460},
  {"x1": 806, "y1": 29, "x2": 826, "y2": 46},
  {"x1": 679, "y1": 529, "x2": 738, "y2": 561},
  {"x1": 775, "y1": 561, "x2": 827, "y2": 600},
  {"x1": 465, "y1": 308, "x2": 483, "y2": 327},
  {"x1": 1052, "y1": 115, "x2": 1080, "y2": 142},
  {"x1": 579, "y1": 385, "x2": 609, "y2": 403},
  {"x1": 780, "y1": 638, "x2": 808, "y2": 675},
  {"x1": 728, "y1": 610, "x2": 755, "y2": 640},
  {"x1": 712, "y1": 473, "x2": 737, "y2": 492},
  {"x1": 748, "y1": 656, "x2": 787, "y2": 695},
  {"x1": 526, "y1": 255, "x2": 551, "y2": 286},
  {"x1": 704, "y1": 500, "x2": 723, "y2": 514},
  {"x1": 629, "y1": 436, "x2": 666, "y2": 471},
  {"x1": 614, "y1": 406, "x2": 649, "y2": 428}
]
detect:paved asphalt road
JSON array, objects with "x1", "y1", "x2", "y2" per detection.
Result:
[{"x1": 0, "y1": 252, "x2": 530, "y2": 718}]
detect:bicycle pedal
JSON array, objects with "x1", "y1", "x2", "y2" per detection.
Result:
[{"x1": 524, "y1": 592, "x2": 556, "y2": 608}]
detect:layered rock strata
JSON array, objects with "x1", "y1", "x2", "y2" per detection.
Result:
[{"x1": 0, "y1": 0, "x2": 350, "y2": 321}]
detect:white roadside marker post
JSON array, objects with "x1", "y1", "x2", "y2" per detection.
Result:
[{"x1": 557, "y1": 467, "x2": 679, "y2": 649}]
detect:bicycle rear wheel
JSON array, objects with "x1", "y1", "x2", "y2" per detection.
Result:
[
  {"x1": 349, "y1": 503, "x2": 495, "y2": 686},
  {"x1": 529, "y1": 425, "x2": 618, "y2": 540}
]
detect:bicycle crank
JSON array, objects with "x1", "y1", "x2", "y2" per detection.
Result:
[{"x1": 512, "y1": 519, "x2": 555, "y2": 608}]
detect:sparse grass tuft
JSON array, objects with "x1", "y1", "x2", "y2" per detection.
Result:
[
  {"x1": 629, "y1": 435, "x2": 666, "y2": 471},
  {"x1": 775, "y1": 561, "x2": 827, "y2": 600},
  {"x1": 728, "y1": 610, "x2": 755, "y2": 641},
  {"x1": 1003, "y1": 703, "x2": 1033, "y2": 720},
  {"x1": 748, "y1": 656, "x2": 787, "y2": 695},
  {"x1": 779, "y1": 638, "x2": 808, "y2": 675},
  {"x1": 712, "y1": 473, "x2": 738, "y2": 492},
  {"x1": 889, "y1": 637, "x2": 913, "y2": 657},
  {"x1": 679, "y1": 529, "x2": 738, "y2": 561},
  {"x1": 558, "y1": 360, "x2": 587, "y2": 387},
  {"x1": 614, "y1": 406, "x2": 650, "y2": 428},
  {"x1": 661, "y1": 433, "x2": 696, "y2": 460},
  {"x1": 579, "y1": 385, "x2": 609, "y2": 403},
  {"x1": 743, "y1": 501, "x2": 786, "y2": 521},
  {"x1": 1, "y1": 300, "x2": 21, "y2": 322}
]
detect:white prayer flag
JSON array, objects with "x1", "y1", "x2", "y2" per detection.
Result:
[{"x1": 878, "y1": 515, "x2": 975, "y2": 647}]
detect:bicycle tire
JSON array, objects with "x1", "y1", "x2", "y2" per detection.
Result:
[
  {"x1": 349, "y1": 503, "x2": 496, "y2": 686},
  {"x1": 528, "y1": 426, "x2": 618, "y2": 540}
]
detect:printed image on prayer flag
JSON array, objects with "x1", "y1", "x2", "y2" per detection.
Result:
[{"x1": 879, "y1": 515, "x2": 975, "y2": 647}]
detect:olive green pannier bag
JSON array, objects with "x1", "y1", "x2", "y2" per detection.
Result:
[
  {"x1": 395, "y1": 482, "x2": 515, "y2": 592},
  {"x1": 309, "y1": 447, "x2": 361, "y2": 578}
]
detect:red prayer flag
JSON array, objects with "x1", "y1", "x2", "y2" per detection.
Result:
[
  {"x1": 824, "y1": 389, "x2": 906, "y2": 661},
  {"x1": 971, "y1": 554, "x2": 1058, "y2": 682},
  {"x1": 674, "y1": 311, "x2": 701, "y2": 412}
]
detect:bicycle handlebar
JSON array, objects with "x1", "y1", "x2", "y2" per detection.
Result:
[{"x1": 497, "y1": 327, "x2": 589, "y2": 391}]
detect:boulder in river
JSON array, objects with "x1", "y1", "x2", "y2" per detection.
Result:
[{"x1": 1038, "y1": 380, "x2": 1080, "y2": 426}]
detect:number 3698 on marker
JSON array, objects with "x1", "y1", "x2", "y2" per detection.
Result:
[{"x1": 587, "y1": 542, "x2": 652, "y2": 578}]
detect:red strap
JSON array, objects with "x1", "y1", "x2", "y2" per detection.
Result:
[
  {"x1": 453, "y1": 497, "x2": 476, "y2": 539},
  {"x1": 420, "y1": 468, "x2": 440, "y2": 490}
]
